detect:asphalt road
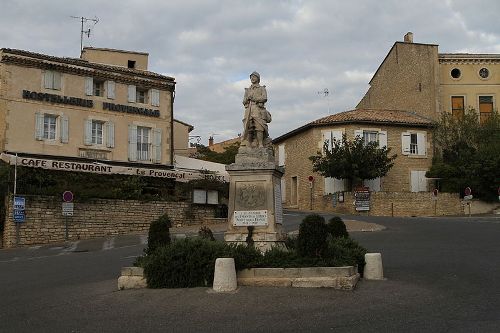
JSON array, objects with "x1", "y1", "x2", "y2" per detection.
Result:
[{"x1": 1, "y1": 213, "x2": 499, "y2": 332}]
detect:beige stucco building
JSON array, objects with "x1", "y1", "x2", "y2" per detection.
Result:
[{"x1": 0, "y1": 47, "x2": 175, "y2": 168}]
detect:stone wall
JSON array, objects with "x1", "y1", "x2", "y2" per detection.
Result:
[
  {"x1": 314, "y1": 191, "x2": 463, "y2": 217},
  {"x1": 2, "y1": 195, "x2": 219, "y2": 248}
]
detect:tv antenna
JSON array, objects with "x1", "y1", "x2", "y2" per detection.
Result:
[
  {"x1": 317, "y1": 88, "x2": 331, "y2": 114},
  {"x1": 71, "y1": 16, "x2": 99, "y2": 53}
]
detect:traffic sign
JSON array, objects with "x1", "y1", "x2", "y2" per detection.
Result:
[
  {"x1": 62, "y1": 202, "x2": 74, "y2": 216},
  {"x1": 62, "y1": 191, "x2": 74, "y2": 202},
  {"x1": 13, "y1": 196, "x2": 26, "y2": 223}
]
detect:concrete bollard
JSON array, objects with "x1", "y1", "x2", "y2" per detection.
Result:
[
  {"x1": 364, "y1": 253, "x2": 384, "y2": 280},
  {"x1": 213, "y1": 258, "x2": 237, "y2": 292}
]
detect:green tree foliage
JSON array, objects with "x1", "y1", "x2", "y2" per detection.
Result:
[
  {"x1": 193, "y1": 142, "x2": 240, "y2": 165},
  {"x1": 296, "y1": 214, "x2": 329, "y2": 257},
  {"x1": 327, "y1": 216, "x2": 349, "y2": 238},
  {"x1": 427, "y1": 109, "x2": 500, "y2": 201},
  {"x1": 309, "y1": 134, "x2": 397, "y2": 190},
  {"x1": 146, "y1": 214, "x2": 172, "y2": 255}
]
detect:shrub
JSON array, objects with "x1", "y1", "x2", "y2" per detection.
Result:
[
  {"x1": 325, "y1": 237, "x2": 368, "y2": 274},
  {"x1": 227, "y1": 243, "x2": 263, "y2": 270},
  {"x1": 296, "y1": 214, "x2": 328, "y2": 257},
  {"x1": 284, "y1": 235, "x2": 297, "y2": 250},
  {"x1": 146, "y1": 213, "x2": 172, "y2": 255},
  {"x1": 198, "y1": 226, "x2": 215, "y2": 241},
  {"x1": 144, "y1": 238, "x2": 228, "y2": 288},
  {"x1": 327, "y1": 216, "x2": 349, "y2": 238}
]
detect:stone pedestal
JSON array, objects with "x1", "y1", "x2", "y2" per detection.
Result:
[{"x1": 224, "y1": 147, "x2": 286, "y2": 252}]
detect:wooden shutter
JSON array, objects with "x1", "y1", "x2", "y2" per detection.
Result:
[
  {"x1": 53, "y1": 72, "x2": 61, "y2": 90},
  {"x1": 417, "y1": 132, "x2": 427, "y2": 156},
  {"x1": 151, "y1": 89, "x2": 160, "y2": 107},
  {"x1": 107, "y1": 81, "x2": 115, "y2": 99},
  {"x1": 363, "y1": 177, "x2": 381, "y2": 192},
  {"x1": 60, "y1": 115, "x2": 69, "y2": 143},
  {"x1": 334, "y1": 178, "x2": 345, "y2": 192},
  {"x1": 401, "y1": 132, "x2": 411, "y2": 155},
  {"x1": 324, "y1": 177, "x2": 335, "y2": 195},
  {"x1": 128, "y1": 85, "x2": 136, "y2": 103},
  {"x1": 331, "y1": 130, "x2": 343, "y2": 145},
  {"x1": 44, "y1": 71, "x2": 53, "y2": 89},
  {"x1": 85, "y1": 77, "x2": 93, "y2": 96},
  {"x1": 35, "y1": 112, "x2": 44, "y2": 140},
  {"x1": 378, "y1": 131, "x2": 387, "y2": 148},
  {"x1": 106, "y1": 122, "x2": 115, "y2": 148},
  {"x1": 153, "y1": 128, "x2": 162, "y2": 163},
  {"x1": 128, "y1": 125, "x2": 138, "y2": 161},
  {"x1": 84, "y1": 119, "x2": 92, "y2": 145},
  {"x1": 321, "y1": 130, "x2": 332, "y2": 152},
  {"x1": 278, "y1": 144, "x2": 285, "y2": 166}
]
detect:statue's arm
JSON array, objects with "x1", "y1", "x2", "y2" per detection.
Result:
[{"x1": 255, "y1": 86, "x2": 267, "y2": 104}]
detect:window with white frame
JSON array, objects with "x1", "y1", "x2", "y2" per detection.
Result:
[
  {"x1": 137, "y1": 126, "x2": 151, "y2": 161},
  {"x1": 355, "y1": 129, "x2": 387, "y2": 148},
  {"x1": 128, "y1": 85, "x2": 149, "y2": 104},
  {"x1": 43, "y1": 71, "x2": 61, "y2": 90},
  {"x1": 35, "y1": 112, "x2": 68, "y2": 143},
  {"x1": 402, "y1": 131, "x2": 426, "y2": 156},
  {"x1": 93, "y1": 80, "x2": 104, "y2": 97},
  {"x1": 322, "y1": 130, "x2": 345, "y2": 195},
  {"x1": 84, "y1": 119, "x2": 115, "y2": 148},
  {"x1": 91, "y1": 120, "x2": 104, "y2": 145},
  {"x1": 363, "y1": 131, "x2": 378, "y2": 145}
]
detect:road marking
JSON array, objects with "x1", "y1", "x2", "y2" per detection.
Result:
[
  {"x1": 140, "y1": 235, "x2": 148, "y2": 245},
  {"x1": 28, "y1": 246, "x2": 42, "y2": 250},
  {"x1": 0, "y1": 257, "x2": 19, "y2": 263},
  {"x1": 122, "y1": 255, "x2": 140, "y2": 259},
  {"x1": 63, "y1": 241, "x2": 80, "y2": 252},
  {"x1": 102, "y1": 237, "x2": 115, "y2": 250}
]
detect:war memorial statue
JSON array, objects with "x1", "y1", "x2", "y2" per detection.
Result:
[{"x1": 224, "y1": 72, "x2": 285, "y2": 251}]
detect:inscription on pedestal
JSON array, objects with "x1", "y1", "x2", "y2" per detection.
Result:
[
  {"x1": 234, "y1": 210, "x2": 268, "y2": 226},
  {"x1": 235, "y1": 183, "x2": 266, "y2": 210}
]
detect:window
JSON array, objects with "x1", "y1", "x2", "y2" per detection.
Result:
[
  {"x1": 479, "y1": 68, "x2": 490, "y2": 79},
  {"x1": 451, "y1": 68, "x2": 461, "y2": 79},
  {"x1": 479, "y1": 96, "x2": 493, "y2": 124},
  {"x1": 193, "y1": 189, "x2": 219, "y2": 204},
  {"x1": 451, "y1": 96, "x2": 465, "y2": 119},
  {"x1": 91, "y1": 121, "x2": 104, "y2": 145},
  {"x1": 43, "y1": 115, "x2": 57, "y2": 140},
  {"x1": 136, "y1": 88, "x2": 147, "y2": 103},
  {"x1": 43, "y1": 71, "x2": 61, "y2": 90},
  {"x1": 402, "y1": 131, "x2": 426, "y2": 156},
  {"x1": 322, "y1": 130, "x2": 343, "y2": 152},
  {"x1": 128, "y1": 60, "x2": 136, "y2": 69},
  {"x1": 137, "y1": 126, "x2": 151, "y2": 161},
  {"x1": 93, "y1": 80, "x2": 104, "y2": 96},
  {"x1": 363, "y1": 131, "x2": 378, "y2": 145},
  {"x1": 35, "y1": 112, "x2": 68, "y2": 143}
]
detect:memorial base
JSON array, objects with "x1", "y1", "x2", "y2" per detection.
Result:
[{"x1": 224, "y1": 147, "x2": 286, "y2": 253}]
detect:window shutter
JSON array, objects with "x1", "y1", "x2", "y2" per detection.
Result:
[
  {"x1": 84, "y1": 119, "x2": 93, "y2": 145},
  {"x1": 363, "y1": 177, "x2": 381, "y2": 192},
  {"x1": 280, "y1": 178, "x2": 286, "y2": 203},
  {"x1": 401, "y1": 132, "x2": 411, "y2": 155},
  {"x1": 53, "y1": 72, "x2": 61, "y2": 90},
  {"x1": 151, "y1": 89, "x2": 160, "y2": 107},
  {"x1": 35, "y1": 112, "x2": 44, "y2": 140},
  {"x1": 44, "y1": 71, "x2": 53, "y2": 89},
  {"x1": 321, "y1": 130, "x2": 332, "y2": 152},
  {"x1": 354, "y1": 130, "x2": 363, "y2": 139},
  {"x1": 333, "y1": 178, "x2": 345, "y2": 192},
  {"x1": 107, "y1": 81, "x2": 115, "y2": 99},
  {"x1": 128, "y1": 125, "x2": 138, "y2": 161},
  {"x1": 331, "y1": 130, "x2": 343, "y2": 146},
  {"x1": 106, "y1": 122, "x2": 115, "y2": 148},
  {"x1": 128, "y1": 85, "x2": 136, "y2": 103},
  {"x1": 153, "y1": 128, "x2": 162, "y2": 163},
  {"x1": 378, "y1": 131, "x2": 387, "y2": 148},
  {"x1": 324, "y1": 177, "x2": 335, "y2": 195},
  {"x1": 417, "y1": 132, "x2": 427, "y2": 156},
  {"x1": 278, "y1": 144, "x2": 285, "y2": 166},
  {"x1": 411, "y1": 171, "x2": 427, "y2": 192},
  {"x1": 61, "y1": 115, "x2": 69, "y2": 143},
  {"x1": 85, "y1": 77, "x2": 93, "y2": 96}
]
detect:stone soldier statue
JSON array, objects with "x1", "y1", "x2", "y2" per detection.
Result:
[{"x1": 241, "y1": 71, "x2": 272, "y2": 148}]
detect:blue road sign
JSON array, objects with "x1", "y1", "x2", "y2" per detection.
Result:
[{"x1": 13, "y1": 196, "x2": 26, "y2": 223}]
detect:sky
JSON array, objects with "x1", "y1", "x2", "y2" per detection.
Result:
[{"x1": 1, "y1": 0, "x2": 500, "y2": 145}]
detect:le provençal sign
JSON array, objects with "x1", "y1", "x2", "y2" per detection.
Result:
[{"x1": 22, "y1": 90, "x2": 160, "y2": 118}]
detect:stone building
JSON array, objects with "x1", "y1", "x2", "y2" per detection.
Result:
[{"x1": 273, "y1": 109, "x2": 435, "y2": 211}]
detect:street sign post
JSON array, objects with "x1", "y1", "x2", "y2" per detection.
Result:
[{"x1": 62, "y1": 191, "x2": 74, "y2": 241}]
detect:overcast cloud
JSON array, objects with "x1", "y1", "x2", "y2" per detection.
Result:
[{"x1": 1, "y1": 0, "x2": 499, "y2": 144}]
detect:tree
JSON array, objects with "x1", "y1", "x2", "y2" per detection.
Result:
[
  {"x1": 191, "y1": 142, "x2": 240, "y2": 165},
  {"x1": 309, "y1": 134, "x2": 397, "y2": 191},
  {"x1": 427, "y1": 109, "x2": 500, "y2": 201}
]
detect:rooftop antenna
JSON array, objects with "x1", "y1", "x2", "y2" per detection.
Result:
[
  {"x1": 317, "y1": 88, "x2": 331, "y2": 114},
  {"x1": 70, "y1": 16, "x2": 99, "y2": 53}
]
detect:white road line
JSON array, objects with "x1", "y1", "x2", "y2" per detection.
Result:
[
  {"x1": 28, "y1": 246, "x2": 42, "y2": 250},
  {"x1": 102, "y1": 237, "x2": 115, "y2": 250}
]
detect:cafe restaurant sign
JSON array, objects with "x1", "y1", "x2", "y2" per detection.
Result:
[{"x1": 0, "y1": 153, "x2": 227, "y2": 182}]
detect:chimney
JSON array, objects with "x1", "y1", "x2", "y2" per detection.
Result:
[
  {"x1": 208, "y1": 136, "x2": 214, "y2": 146},
  {"x1": 404, "y1": 32, "x2": 413, "y2": 43}
]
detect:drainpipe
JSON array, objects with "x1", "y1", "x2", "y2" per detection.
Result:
[{"x1": 170, "y1": 89, "x2": 175, "y2": 166}]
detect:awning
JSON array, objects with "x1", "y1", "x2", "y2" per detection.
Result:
[{"x1": 0, "y1": 153, "x2": 228, "y2": 182}]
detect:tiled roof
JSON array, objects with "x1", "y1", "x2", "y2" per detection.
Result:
[
  {"x1": 0, "y1": 48, "x2": 175, "y2": 86},
  {"x1": 310, "y1": 109, "x2": 434, "y2": 126},
  {"x1": 273, "y1": 109, "x2": 434, "y2": 143}
]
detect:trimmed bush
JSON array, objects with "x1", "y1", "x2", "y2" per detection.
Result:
[
  {"x1": 198, "y1": 226, "x2": 215, "y2": 241},
  {"x1": 146, "y1": 213, "x2": 172, "y2": 255},
  {"x1": 325, "y1": 237, "x2": 368, "y2": 274},
  {"x1": 327, "y1": 216, "x2": 349, "y2": 238},
  {"x1": 296, "y1": 214, "x2": 328, "y2": 257}
]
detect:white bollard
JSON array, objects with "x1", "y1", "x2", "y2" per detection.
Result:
[
  {"x1": 213, "y1": 258, "x2": 237, "y2": 292},
  {"x1": 364, "y1": 253, "x2": 384, "y2": 280}
]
